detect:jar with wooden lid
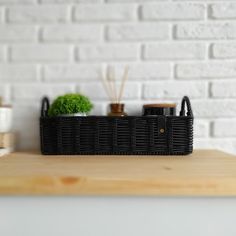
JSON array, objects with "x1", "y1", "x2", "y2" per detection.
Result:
[{"x1": 142, "y1": 103, "x2": 176, "y2": 116}]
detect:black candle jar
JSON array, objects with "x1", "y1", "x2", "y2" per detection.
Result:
[{"x1": 142, "y1": 103, "x2": 176, "y2": 116}]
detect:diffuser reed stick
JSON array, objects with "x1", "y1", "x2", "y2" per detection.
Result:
[
  {"x1": 100, "y1": 66, "x2": 129, "y2": 105},
  {"x1": 99, "y1": 70, "x2": 113, "y2": 102},
  {"x1": 111, "y1": 67, "x2": 118, "y2": 103},
  {"x1": 107, "y1": 67, "x2": 114, "y2": 103},
  {"x1": 118, "y1": 65, "x2": 129, "y2": 104}
]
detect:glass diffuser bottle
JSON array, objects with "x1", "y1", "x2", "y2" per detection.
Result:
[{"x1": 108, "y1": 103, "x2": 127, "y2": 117}]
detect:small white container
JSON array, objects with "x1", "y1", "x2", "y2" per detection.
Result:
[
  {"x1": 58, "y1": 113, "x2": 87, "y2": 117},
  {"x1": 0, "y1": 106, "x2": 12, "y2": 133}
]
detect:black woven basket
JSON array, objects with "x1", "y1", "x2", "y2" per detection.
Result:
[{"x1": 40, "y1": 96, "x2": 193, "y2": 155}]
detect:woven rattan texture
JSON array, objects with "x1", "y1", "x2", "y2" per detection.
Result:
[{"x1": 40, "y1": 97, "x2": 193, "y2": 155}]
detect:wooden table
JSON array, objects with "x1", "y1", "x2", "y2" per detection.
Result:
[
  {"x1": 0, "y1": 149, "x2": 235, "y2": 196},
  {"x1": 1, "y1": 150, "x2": 236, "y2": 236}
]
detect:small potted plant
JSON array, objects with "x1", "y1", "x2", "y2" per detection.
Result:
[{"x1": 48, "y1": 93, "x2": 93, "y2": 117}]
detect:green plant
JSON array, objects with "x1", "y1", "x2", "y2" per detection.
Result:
[{"x1": 48, "y1": 93, "x2": 93, "y2": 117}]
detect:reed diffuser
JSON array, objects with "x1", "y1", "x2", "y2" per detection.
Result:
[{"x1": 100, "y1": 66, "x2": 129, "y2": 117}]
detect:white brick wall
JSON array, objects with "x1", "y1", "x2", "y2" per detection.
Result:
[
  {"x1": 0, "y1": 65, "x2": 37, "y2": 82},
  {"x1": 210, "y1": 3, "x2": 236, "y2": 19},
  {"x1": 212, "y1": 43, "x2": 236, "y2": 59},
  {"x1": 0, "y1": 26, "x2": 36, "y2": 42},
  {"x1": 175, "y1": 23, "x2": 236, "y2": 40},
  {"x1": 42, "y1": 25, "x2": 103, "y2": 42},
  {"x1": 0, "y1": 0, "x2": 235, "y2": 154},
  {"x1": 141, "y1": 3, "x2": 205, "y2": 20},
  {"x1": 73, "y1": 4, "x2": 137, "y2": 22},
  {"x1": 107, "y1": 23, "x2": 170, "y2": 41},
  {"x1": 7, "y1": 6, "x2": 69, "y2": 23},
  {"x1": 143, "y1": 43, "x2": 206, "y2": 60},
  {"x1": 143, "y1": 81, "x2": 207, "y2": 99},
  {"x1": 77, "y1": 44, "x2": 139, "y2": 61},
  {"x1": 10, "y1": 45, "x2": 71, "y2": 62}
]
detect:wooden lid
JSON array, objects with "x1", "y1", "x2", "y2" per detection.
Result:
[{"x1": 143, "y1": 103, "x2": 176, "y2": 108}]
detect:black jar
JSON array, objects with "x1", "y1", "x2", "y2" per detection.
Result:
[{"x1": 143, "y1": 103, "x2": 176, "y2": 116}]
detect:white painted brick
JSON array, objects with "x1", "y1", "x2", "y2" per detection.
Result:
[
  {"x1": 44, "y1": 62, "x2": 171, "y2": 82},
  {"x1": 192, "y1": 100, "x2": 236, "y2": 118},
  {"x1": 212, "y1": 43, "x2": 236, "y2": 59},
  {"x1": 0, "y1": 0, "x2": 35, "y2": 3},
  {"x1": 42, "y1": 25, "x2": 102, "y2": 43},
  {"x1": 0, "y1": 8, "x2": 4, "y2": 23},
  {"x1": 10, "y1": 45, "x2": 71, "y2": 62},
  {"x1": 77, "y1": 44, "x2": 139, "y2": 61},
  {"x1": 175, "y1": 23, "x2": 236, "y2": 40},
  {"x1": 194, "y1": 138, "x2": 236, "y2": 155},
  {"x1": 0, "y1": 46, "x2": 5, "y2": 61},
  {"x1": 41, "y1": 0, "x2": 101, "y2": 3},
  {"x1": 0, "y1": 85, "x2": 11, "y2": 104},
  {"x1": 211, "y1": 81, "x2": 236, "y2": 98},
  {"x1": 89, "y1": 102, "x2": 106, "y2": 116},
  {"x1": 0, "y1": 65, "x2": 37, "y2": 82},
  {"x1": 14, "y1": 121, "x2": 39, "y2": 150},
  {"x1": 143, "y1": 81, "x2": 207, "y2": 99},
  {"x1": 107, "y1": 23, "x2": 169, "y2": 41},
  {"x1": 79, "y1": 82, "x2": 141, "y2": 100},
  {"x1": 194, "y1": 120, "x2": 209, "y2": 138},
  {"x1": 12, "y1": 84, "x2": 76, "y2": 101},
  {"x1": 210, "y1": 3, "x2": 236, "y2": 19},
  {"x1": 213, "y1": 119, "x2": 236, "y2": 137},
  {"x1": 176, "y1": 62, "x2": 236, "y2": 79},
  {"x1": 8, "y1": 6, "x2": 69, "y2": 23},
  {"x1": 12, "y1": 102, "x2": 40, "y2": 150},
  {"x1": 107, "y1": 0, "x2": 166, "y2": 2},
  {"x1": 144, "y1": 43, "x2": 205, "y2": 60},
  {"x1": 13, "y1": 101, "x2": 40, "y2": 120},
  {"x1": 107, "y1": 62, "x2": 171, "y2": 80},
  {"x1": 174, "y1": 0, "x2": 233, "y2": 1},
  {"x1": 142, "y1": 3, "x2": 205, "y2": 20},
  {"x1": 43, "y1": 64, "x2": 101, "y2": 82},
  {"x1": 74, "y1": 4, "x2": 136, "y2": 22},
  {"x1": 119, "y1": 101, "x2": 142, "y2": 116},
  {"x1": 0, "y1": 26, "x2": 36, "y2": 42}
]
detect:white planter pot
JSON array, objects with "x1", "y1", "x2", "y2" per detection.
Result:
[
  {"x1": 0, "y1": 107, "x2": 12, "y2": 133},
  {"x1": 58, "y1": 113, "x2": 87, "y2": 117}
]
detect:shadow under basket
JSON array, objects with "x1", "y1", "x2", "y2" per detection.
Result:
[{"x1": 40, "y1": 96, "x2": 193, "y2": 155}]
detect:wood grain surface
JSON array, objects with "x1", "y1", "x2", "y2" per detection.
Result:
[{"x1": 0, "y1": 150, "x2": 235, "y2": 196}]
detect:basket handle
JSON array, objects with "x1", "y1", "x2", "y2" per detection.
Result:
[
  {"x1": 41, "y1": 97, "x2": 50, "y2": 117},
  {"x1": 179, "y1": 96, "x2": 193, "y2": 117}
]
